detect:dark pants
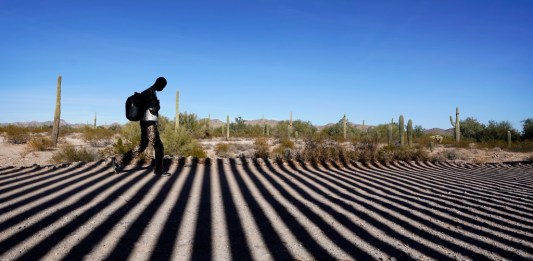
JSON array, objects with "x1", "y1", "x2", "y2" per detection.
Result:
[{"x1": 120, "y1": 121, "x2": 164, "y2": 173}]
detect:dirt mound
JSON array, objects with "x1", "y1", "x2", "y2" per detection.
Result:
[{"x1": 1, "y1": 159, "x2": 532, "y2": 260}]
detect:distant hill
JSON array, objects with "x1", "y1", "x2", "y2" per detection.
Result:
[{"x1": 0, "y1": 120, "x2": 119, "y2": 129}]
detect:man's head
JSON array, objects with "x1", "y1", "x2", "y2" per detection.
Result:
[{"x1": 153, "y1": 77, "x2": 167, "y2": 91}]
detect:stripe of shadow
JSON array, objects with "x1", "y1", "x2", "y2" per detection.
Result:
[
  {"x1": 0, "y1": 166, "x2": 58, "y2": 188},
  {"x1": 15, "y1": 167, "x2": 152, "y2": 261},
  {"x1": 302, "y1": 161, "x2": 508, "y2": 260},
  {"x1": 0, "y1": 166, "x2": 139, "y2": 256},
  {"x1": 362, "y1": 161, "x2": 533, "y2": 233},
  {"x1": 255, "y1": 159, "x2": 350, "y2": 260},
  {"x1": 285, "y1": 161, "x2": 439, "y2": 259},
  {"x1": 148, "y1": 158, "x2": 198, "y2": 261},
  {"x1": 396, "y1": 162, "x2": 528, "y2": 202},
  {"x1": 0, "y1": 163, "x2": 111, "y2": 234},
  {"x1": 214, "y1": 158, "x2": 253, "y2": 261},
  {"x1": 63, "y1": 160, "x2": 186, "y2": 261},
  {"x1": 274, "y1": 160, "x2": 411, "y2": 260},
  {"x1": 190, "y1": 158, "x2": 213, "y2": 261},
  {"x1": 230, "y1": 158, "x2": 292, "y2": 260},
  {"x1": 0, "y1": 166, "x2": 15, "y2": 173},
  {"x1": 103, "y1": 158, "x2": 186, "y2": 260},
  {"x1": 0, "y1": 162, "x2": 91, "y2": 192},
  {"x1": 350, "y1": 161, "x2": 533, "y2": 244},
  {"x1": 0, "y1": 162, "x2": 98, "y2": 209},
  {"x1": 0, "y1": 166, "x2": 41, "y2": 181}
]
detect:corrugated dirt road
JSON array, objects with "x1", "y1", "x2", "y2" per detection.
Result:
[{"x1": 1, "y1": 158, "x2": 532, "y2": 260}]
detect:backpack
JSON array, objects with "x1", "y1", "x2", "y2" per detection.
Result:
[{"x1": 125, "y1": 92, "x2": 143, "y2": 121}]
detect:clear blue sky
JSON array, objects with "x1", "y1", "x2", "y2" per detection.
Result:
[{"x1": 1, "y1": 0, "x2": 532, "y2": 130}]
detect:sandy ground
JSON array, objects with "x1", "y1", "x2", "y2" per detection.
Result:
[{"x1": 0, "y1": 158, "x2": 532, "y2": 260}]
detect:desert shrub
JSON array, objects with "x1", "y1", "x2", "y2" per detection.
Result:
[
  {"x1": 297, "y1": 136, "x2": 350, "y2": 163},
  {"x1": 189, "y1": 143, "x2": 207, "y2": 158},
  {"x1": 215, "y1": 142, "x2": 236, "y2": 158},
  {"x1": 3, "y1": 125, "x2": 31, "y2": 144},
  {"x1": 353, "y1": 141, "x2": 379, "y2": 162},
  {"x1": 461, "y1": 117, "x2": 485, "y2": 141},
  {"x1": 161, "y1": 126, "x2": 206, "y2": 157},
  {"x1": 509, "y1": 140, "x2": 533, "y2": 153},
  {"x1": 82, "y1": 126, "x2": 115, "y2": 147},
  {"x1": 254, "y1": 137, "x2": 270, "y2": 158},
  {"x1": 377, "y1": 145, "x2": 429, "y2": 162},
  {"x1": 271, "y1": 137, "x2": 295, "y2": 159},
  {"x1": 99, "y1": 137, "x2": 138, "y2": 158},
  {"x1": 480, "y1": 120, "x2": 520, "y2": 143},
  {"x1": 51, "y1": 145, "x2": 97, "y2": 164},
  {"x1": 522, "y1": 118, "x2": 533, "y2": 140},
  {"x1": 120, "y1": 122, "x2": 141, "y2": 146},
  {"x1": 26, "y1": 136, "x2": 54, "y2": 151},
  {"x1": 271, "y1": 120, "x2": 317, "y2": 139}
]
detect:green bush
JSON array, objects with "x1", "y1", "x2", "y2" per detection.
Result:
[
  {"x1": 27, "y1": 136, "x2": 54, "y2": 151},
  {"x1": 254, "y1": 137, "x2": 270, "y2": 159},
  {"x1": 3, "y1": 125, "x2": 31, "y2": 144},
  {"x1": 160, "y1": 126, "x2": 206, "y2": 157},
  {"x1": 214, "y1": 142, "x2": 234, "y2": 158},
  {"x1": 522, "y1": 118, "x2": 533, "y2": 140},
  {"x1": 51, "y1": 145, "x2": 97, "y2": 164},
  {"x1": 82, "y1": 126, "x2": 115, "y2": 147},
  {"x1": 377, "y1": 145, "x2": 429, "y2": 162},
  {"x1": 271, "y1": 137, "x2": 295, "y2": 159}
]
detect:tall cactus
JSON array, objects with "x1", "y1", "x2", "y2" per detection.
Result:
[
  {"x1": 288, "y1": 112, "x2": 293, "y2": 139},
  {"x1": 507, "y1": 130, "x2": 512, "y2": 148},
  {"x1": 399, "y1": 115, "x2": 405, "y2": 146},
  {"x1": 175, "y1": 91, "x2": 180, "y2": 132},
  {"x1": 387, "y1": 124, "x2": 392, "y2": 146},
  {"x1": 450, "y1": 107, "x2": 460, "y2": 143},
  {"x1": 407, "y1": 119, "x2": 413, "y2": 147},
  {"x1": 93, "y1": 112, "x2": 97, "y2": 128},
  {"x1": 226, "y1": 115, "x2": 230, "y2": 141},
  {"x1": 51, "y1": 75, "x2": 61, "y2": 147},
  {"x1": 343, "y1": 114, "x2": 347, "y2": 139}
]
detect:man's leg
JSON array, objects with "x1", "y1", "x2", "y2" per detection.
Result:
[{"x1": 147, "y1": 124, "x2": 167, "y2": 175}]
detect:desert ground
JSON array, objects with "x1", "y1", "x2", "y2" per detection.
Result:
[{"x1": 1, "y1": 135, "x2": 532, "y2": 260}]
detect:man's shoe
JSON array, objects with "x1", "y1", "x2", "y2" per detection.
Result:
[{"x1": 154, "y1": 171, "x2": 171, "y2": 177}]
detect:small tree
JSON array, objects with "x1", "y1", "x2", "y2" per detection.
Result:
[{"x1": 522, "y1": 118, "x2": 533, "y2": 140}]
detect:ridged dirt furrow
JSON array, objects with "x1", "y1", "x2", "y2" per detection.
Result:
[
  {"x1": 0, "y1": 159, "x2": 532, "y2": 261},
  {"x1": 417, "y1": 161, "x2": 533, "y2": 201},
  {"x1": 326, "y1": 161, "x2": 533, "y2": 258},
  {"x1": 370, "y1": 161, "x2": 533, "y2": 231},
  {"x1": 332, "y1": 161, "x2": 533, "y2": 246},
  {"x1": 306, "y1": 162, "x2": 526, "y2": 260},
  {"x1": 386, "y1": 161, "x2": 533, "y2": 224}
]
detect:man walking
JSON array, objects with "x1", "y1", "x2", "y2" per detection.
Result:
[{"x1": 114, "y1": 77, "x2": 170, "y2": 176}]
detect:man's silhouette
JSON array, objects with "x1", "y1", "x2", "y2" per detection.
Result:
[{"x1": 114, "y1": 77, "x2": 170, "y2": 176}]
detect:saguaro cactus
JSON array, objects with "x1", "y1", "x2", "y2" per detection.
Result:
[
  {"x1": 407, "y1": 119, "x2": 413, "y2": 147},
  {"x1": 288, "y1": 112, "x2": 293, "y2": 139},
  {"x1": 507, "y1": 130, "x2": 512, "y2": 148},
  {"x1": 226, "y1": 115, "x2": 230, "y2": 141},
  {"x1": 387, "y1": 124, "x2": 392, "y2": 146},
  {"x1": 93, "y1": 112, "x2": 97, "y2": 128},
  {"x1": 175, "y1": 91, "x2": 180, "y2": 132},
  {"x1": 51, "y1": 75, "x2": 62, "y2": 147},
  {"x1": 450, "y1": 107, "x2": 460, "y2": 143},
  {"x1": 343, "y1": 114, "x2": 347, "y2": 139},
  {"x1": 399, "y1": 115, "x2": 405, "y2": 146}
]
